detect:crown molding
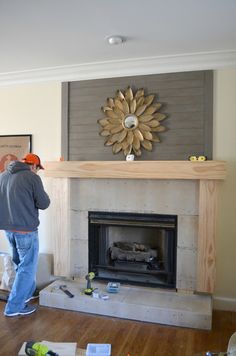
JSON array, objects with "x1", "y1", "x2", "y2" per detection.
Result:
[{"x1": 1, "y1": 50, "x2": 236, "y2": 86}]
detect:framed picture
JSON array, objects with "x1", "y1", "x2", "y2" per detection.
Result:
[{"x1": 0, "y1": 134, "x2": 32, "y2": 172}]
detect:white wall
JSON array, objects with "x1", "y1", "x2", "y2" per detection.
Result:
[{"x1": 0, "y1": 71, "x2": 236, "y2": 310}]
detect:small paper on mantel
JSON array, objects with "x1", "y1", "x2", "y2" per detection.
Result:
[{"x1": 18, "y1": 341, "x2": 77, "y2": 356}]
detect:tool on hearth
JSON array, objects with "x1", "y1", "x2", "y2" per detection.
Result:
[
  {"x1": 84, "y1": 272, "x2": 95, "y2": 295},
  {"x1": 106, "y1": 282, "x2": 120, "y2": 293},
  {"x1": 59, "y1": 284, "x2": 74, "y2": 298},
  {"x1": 25, "y1": 341, "x2": 59, "y2": 356}
]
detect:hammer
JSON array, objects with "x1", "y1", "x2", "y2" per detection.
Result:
[{"x1": 59, "y1": 285, "x2": 74, "y2": 298}]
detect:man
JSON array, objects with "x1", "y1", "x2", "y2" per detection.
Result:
[{"x1": 0, "y1": 153, "x2": 50, "y2": 317}]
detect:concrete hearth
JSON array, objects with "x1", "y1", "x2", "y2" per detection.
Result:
[{"x1": 40, "y1": 279, "x2": 212, "y2": 330}]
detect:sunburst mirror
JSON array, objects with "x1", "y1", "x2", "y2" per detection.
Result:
[{"x1": 98, "y1": 86, "x2": 167, "y2": 157}]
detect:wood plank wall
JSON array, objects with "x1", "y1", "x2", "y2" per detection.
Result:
[{"x1": 62, "y1": 70, "x2": 213, "y2": 161}]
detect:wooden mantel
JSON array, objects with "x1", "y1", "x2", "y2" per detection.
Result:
[
  {"x1": 43, "y1": 160, "x2": 226, "y2": 180},
  {"x1": 43, "y1": 160, "x2": 227, "y2": 294}
]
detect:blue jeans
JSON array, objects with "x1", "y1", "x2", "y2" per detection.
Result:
[{"x1": 4, "y1": 230, "x2": 39, "y2": 314}]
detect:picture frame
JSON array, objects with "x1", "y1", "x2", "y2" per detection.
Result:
[{"x1": 0, "y1": 134, "x2": 32, "y2": 172}]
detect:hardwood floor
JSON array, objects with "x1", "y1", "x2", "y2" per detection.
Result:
[{"x1": 0, "y1": 300, "x2": 236, "y2": 356}]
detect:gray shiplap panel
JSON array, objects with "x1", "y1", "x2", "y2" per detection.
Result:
[
  {"x1": 66, "y1": 71, "x2": 212, "y2": 161},
  {"x1": 61, "y1": 82, "x2": 69, "y2": 160}
]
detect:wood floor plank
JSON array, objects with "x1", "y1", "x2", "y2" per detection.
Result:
[{"x1": 0, "y1": 301, "x2": 236, "y2": 356}]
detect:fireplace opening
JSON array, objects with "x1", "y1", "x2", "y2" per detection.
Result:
[{"x1": 88, "y1": 211, "x2": 177, "y2": 289}]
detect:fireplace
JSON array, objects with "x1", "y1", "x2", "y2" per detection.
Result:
[
  {"x1": 88, "y1": 211, "x2": 177, "y2": 288},
  {"x1": 42, "y1": 160, "x2": 226, "y2": 329}
]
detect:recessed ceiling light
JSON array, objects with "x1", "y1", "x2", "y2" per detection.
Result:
[{"x1": 106, "y1": 35, "x2": 124, "y2": 45}]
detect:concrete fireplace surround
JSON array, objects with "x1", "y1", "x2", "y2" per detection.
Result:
[{"x1": 40, "y1": 160, "x2": 226, "y2": 329}]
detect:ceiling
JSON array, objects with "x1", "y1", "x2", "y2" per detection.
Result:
[{"x1": 1, "y1": 0, "x2": 236, "y2": 85}]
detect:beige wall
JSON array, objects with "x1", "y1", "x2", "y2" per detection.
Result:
[
  {"x1": 0, "y1": 70, "x2": 236, "y2": 309},
  {"x1": 0, "y1": 82, "x2": 61, "y2": 160},
  {"x1": 0, "y1": 82, "x2": 61, "y2": 252},
  {"x1": 213, "y1": 69, "x2": 236, "y2": 309}
]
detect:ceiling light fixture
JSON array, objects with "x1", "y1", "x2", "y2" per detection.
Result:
[{"x1": 106, "y1": 35, "x2": 124, "y2": 45}]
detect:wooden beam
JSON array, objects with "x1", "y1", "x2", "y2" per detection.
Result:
[
  {"x1": 43, "y1": 160, "x2": 227, "y2": 180},
  {"x1": 50, "y1": 178, "x2": 71, "y2": 277},
  {"x1": 197, "y1": 180, "x2": 218, "y2": 293}
]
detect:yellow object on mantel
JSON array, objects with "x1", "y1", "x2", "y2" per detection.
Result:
[
  {"x1": 43, "y1": 160, "x2": 227, "y2": 181},
  {"x1": 189, "y1": 155, "x2": 207, "y2": 161}
]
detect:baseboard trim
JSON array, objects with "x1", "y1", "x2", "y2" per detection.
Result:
[{"x1": 213, "y1": 296, "x2": 236, "y2": 312}]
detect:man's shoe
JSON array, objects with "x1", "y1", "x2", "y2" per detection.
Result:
[
  {"x1": 4, "y1": 304, "x2": 37, "y2": 317},
  {"x1": 25, "y1": 289, "x2": 40, "y2": 303}
]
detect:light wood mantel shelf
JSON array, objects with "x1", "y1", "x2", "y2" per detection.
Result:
[{"x1": 43, "y1": 160, "x2": 226, "y2": 180}]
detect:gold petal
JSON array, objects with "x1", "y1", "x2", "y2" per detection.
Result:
[
  {"x1": 107, "y1": 98, "x2": 115, "y2": 108},
  {"x1": 116, "y1": 90, "x2": 125, "y2": 101},
  {"x1": 117, "y1": 129, "x2": 128, "y2": 143},
  {"x1": 134, "y1": 128, "x2": 144, "y2": 142},
  {"x1": 144, "y1": 94, "x2": 155, "y2": 106},
  {"x1": 151, "y1": 133, "x2": 161, "y2": 142},
  {"x1": 133, "y1": 147, "x2": 142, "y2": 156},
  {"x1": 126, "y1": 130, "x2": 134, "y2": 145},
  {"x1": 112, "y1": 142, "x2": 122, "y2": 153},
  {"x1": 125, "y1": 87, "x2": 134, "y2": 101},
  {"x1": 139, "y1": 123, "x2": 151, "y2": 131},
  {"x1": 153, "y1": 113, "x2": 166, "y2": 121},
  {"x1": 153, "y1": 103, "x2": 162, "y2": 111},
  {"x1": 144, "y1": 106, "x2": 157, "y2": 115},
  {"x1": 147, "y1": 119, "x2": 160, "y2": 128},
  {"x1": 135, "y1": 88, "x2": 144, "y2": 99},
  {"x1": 138, "y1": 114, "x2": 153, "y2": 123},
  {"x1": 135, "y1": 104, "x2": 147, "y2": 116},
  {"x1": 136, "y1": 96, "x2": 145, "y2": 107},
  {"x1": 104, "y1": 138, "x2": 114, "y2": 146},
  {"x1": 151, "y1": 125, "x2": 166, "y2": 132},
  {"x1": 142, "y1": 131, "x2": 153, "y2": 140},
  {"x1": 106, "y1": 110, "x2": 120, "y2": 119},
  {"x1": 110, "y1": 124, "x2": 124, "y2": 134},
  {"x1": 108, "y1": 118, "x2": 122, "y2": 125},
  {"x1": 124, "y1": 145, "x2": 132, "y2": 156},
  {"x1": 113, "y1": 106, "x2": 125, "y2": 118},
  {"x1": 109, "y1": 132, "x2": 124, "y2": 143},
  {"x1": 103, "y1": 123, "x2": 116, "y2": 130},
  {"x1": 141, "y1": 140, "x2": 153, "y2": 151},
  {"x1": 97, "y1": 118, "x2": 109, "y2": 126},
  {"x1": 101, "y1": 106, "x2": 113, "y2": 112},
  {"x1": 100, "y1": 130, "x2": 110, "y2": 136},
  {"x1": 129, "y1": 99, "x2": 137, "y2": 113},
  {"x1": 132, "y1": 134, "x2": 141, "y2": 150},
  {"x1": 114, "y1": 98, "x2": 124, "y2": 112},
  {"x1": 122, "y1": 100, "x2": 130, "y2": 115},
  {"x1": 122, "y1": 139, "x2": 130, "y2": 150}
]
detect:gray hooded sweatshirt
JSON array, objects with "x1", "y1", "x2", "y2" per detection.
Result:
[{"x1": 0, "y1": 161, "x2": 50, "y2": 231}]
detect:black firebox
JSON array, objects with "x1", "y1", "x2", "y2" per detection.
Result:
[{"x1": 88, "y1": 211, "x2": 177, "y2": 289}]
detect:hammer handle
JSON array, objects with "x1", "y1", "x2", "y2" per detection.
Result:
[{"x1": 59, "y1": 286, "x2": 74, "y2": 298}]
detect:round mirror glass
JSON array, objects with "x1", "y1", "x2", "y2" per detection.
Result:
[{"x1": 123, "y1": 115, "x2": 138, "y2": 129}]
